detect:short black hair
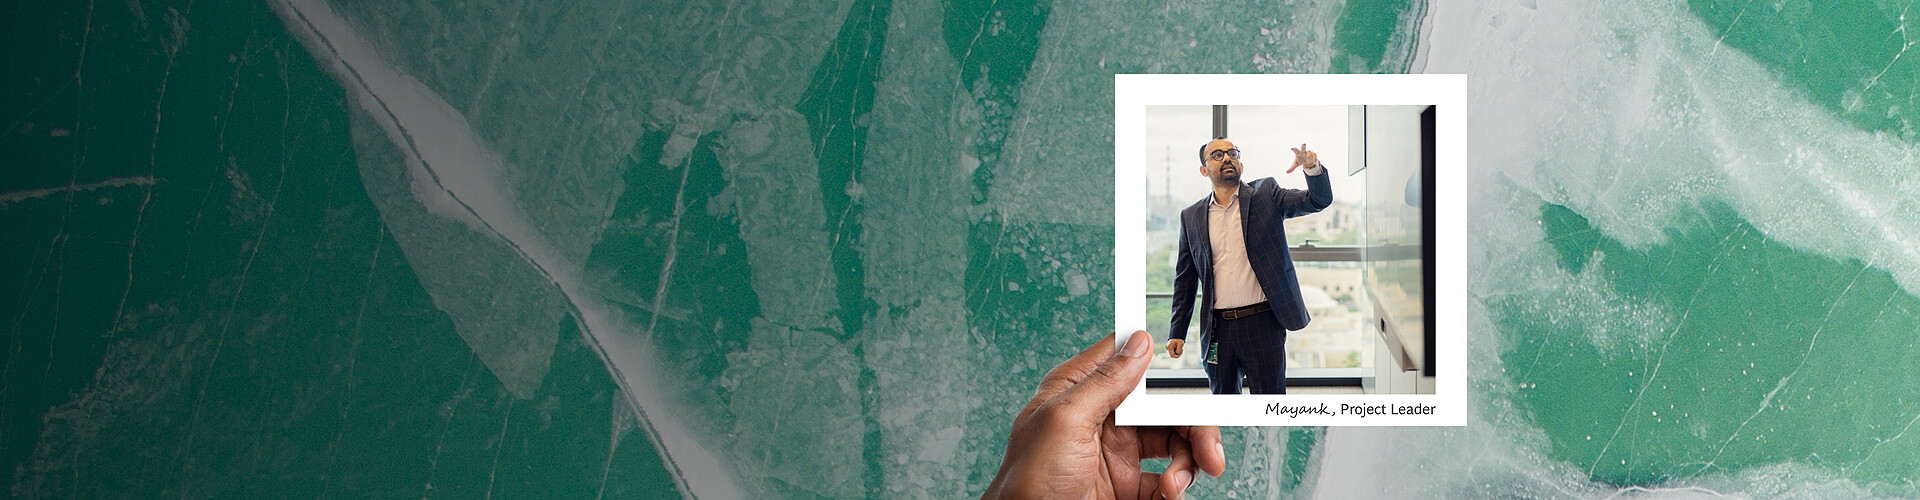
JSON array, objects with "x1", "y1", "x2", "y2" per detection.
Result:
[{"x1": 1198, "y1": 137, "x2": 1226, "y2": 164}]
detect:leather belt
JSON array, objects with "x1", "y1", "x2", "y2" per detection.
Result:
[{"x1": 1217, "y1": 302, "x2": 1270, "y2": 321}]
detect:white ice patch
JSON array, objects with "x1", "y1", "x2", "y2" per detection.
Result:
[
  {"x1": 1429, "y1": 0, "x2": 1920, "y2": 296},
  {"x1": 1304, "y1": 0, "x2": 1920, "y2": 498},
  {"x1": 0, "y1": 176, "x2": 156, "y2": 207},
  {"x1": 1463, "y1": 174, "x2": 1676, "y2": 356}
]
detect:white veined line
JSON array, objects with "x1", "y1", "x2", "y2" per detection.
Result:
[{"x1": 266, "y1": 0, "x2": 744, "y2": 498}]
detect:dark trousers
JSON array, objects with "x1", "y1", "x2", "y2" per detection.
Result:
[{"x1": 1203, "y1": 307, "x2": 1288, "y2": 394}]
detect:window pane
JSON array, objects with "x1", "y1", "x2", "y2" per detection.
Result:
[
  {"x1": 1144, "y1": 263, "x2": 1368, "y2": 373},
  {"x1": 1142, "y1": 106, "x2": 1369, "y2": 377},
  {"x1": 1289, "y1": 260, "x2": 1366, "y2": 369}
]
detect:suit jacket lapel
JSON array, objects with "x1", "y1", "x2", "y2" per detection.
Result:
[
  {"x1": 1191, "y1": 199, "x2": 1211, "y2": 271},
  {"x1": 1189, "y1": 199, "x2": 1213, "y2": 343},
  {"x1": 1237, "y1": 183, "x2": 1254, "y2": 241}
]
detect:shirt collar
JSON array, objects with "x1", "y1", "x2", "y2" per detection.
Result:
[{"x1": 1209, "y1": 186, "x2": 1241, "y2": 210}]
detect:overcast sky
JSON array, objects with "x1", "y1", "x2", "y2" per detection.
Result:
[{"x1": 1142, "y1": 105, "x2": 1366, "y2": 205}]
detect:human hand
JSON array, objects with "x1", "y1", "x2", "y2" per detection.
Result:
[
  {"x1": 1165, "y1": 338, "x2": 1184, "y2": 358},
  {"x1": 1287, "y1": 143, "x2": 1318, "y2": 173},
  {"x1": 982, "y1": 331, "x2": 1227, "y2": 500}
]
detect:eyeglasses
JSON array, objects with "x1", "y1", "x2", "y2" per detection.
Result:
[{"x1": 1208, "y1": 148, "x2": 1241, "y2": 161}]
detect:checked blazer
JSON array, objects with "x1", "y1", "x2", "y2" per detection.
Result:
[{"x1": 1168, "y1": 172, "x2": 1333, "y2": 348}]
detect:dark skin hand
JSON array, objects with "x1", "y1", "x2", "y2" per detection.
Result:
[{"x1": 981, "y1": 331, "x2": 1228, "y2": 500}]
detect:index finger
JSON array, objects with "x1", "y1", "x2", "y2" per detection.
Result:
[{"x1": 1184, "y1": 426, "x2": 1225, "y2": 477}]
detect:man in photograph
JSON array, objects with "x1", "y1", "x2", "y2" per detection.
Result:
[{"x1": 1166, "y1": 138, "x2": 1332, "y2": 394}]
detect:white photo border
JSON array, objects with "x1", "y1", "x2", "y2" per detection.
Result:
[{"x1": 1113, "y1": 74, "x2": 1467, "y2": 426}]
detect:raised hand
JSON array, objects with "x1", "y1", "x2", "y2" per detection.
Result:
[{"x1": 1287, "y1": 144, "x2": 1318, "y2": 174}]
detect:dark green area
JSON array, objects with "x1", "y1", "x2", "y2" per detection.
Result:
[
  {"x1": 1690, "y1": 0, "x2": 1920, "y2": 138},
  {"x1": 963, "y1": 214, "x2": 1112, "y2": 346},
  {"x1": 1280, "y1": 427, "x2": 1320, "y2": 493},
  {"x1": 1331, "y1": 0, "x2": 1416, "y2": 73},
  {"x1": 586, "y1": 129, "x2": 760, "y2": 424},
  {"x1": 1540, "y1": 205, "x2": 1601, "y2": 273},
  {"x1": 798, "y1": 0, "x2": 890, "y2": 344},
  {"x1": 941, "y1": 0, "x2": 1053, "y2": 202},
  {"x1": 1497, "y1": 202, "x2": 1920, "y2": 487},
  {"x1": 796, "y1": 1, "x2": 894, "y2": 496},
  {"x1": 1, "y1": 1, "x2": 676, "y2": 497}
]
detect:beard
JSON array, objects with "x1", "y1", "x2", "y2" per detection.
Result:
[{"x1": 1215, "y1": 163, "x2": 1240, "y2": 182}]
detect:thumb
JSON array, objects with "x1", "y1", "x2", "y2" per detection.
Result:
[{"x1": 1052, "y1": 331, "x2": 1152, "y2": 418}]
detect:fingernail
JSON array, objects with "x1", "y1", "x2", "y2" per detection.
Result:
[
  {"x1": 1176, "y1": 469, "x2": 1193, "y2": 499},
  {"x1": 1122, "y1": 331, "x2": 1150, "y2": 358}
]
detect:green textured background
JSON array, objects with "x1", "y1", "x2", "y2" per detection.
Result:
[
  {"x1": 9, "y1": 0, "x2": 1920, "y2": 498},
  {"x1": 3, "y1": 0, "x2": 1417, "y2": 497}
]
